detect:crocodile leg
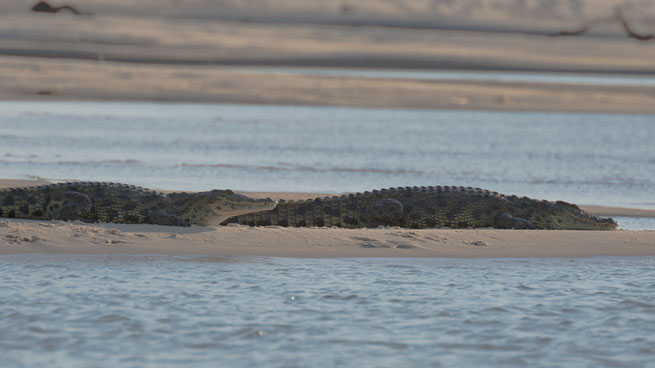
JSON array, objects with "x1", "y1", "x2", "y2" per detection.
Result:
[
  {"x1": 366, "y1": 198, "x2": 404, "y2": 227},
  {"x1": 496, "y1": 212, "x2": 539, "y2": 229},
  {"x1": 149, "y1": 210, "x2": 189, "y2": 226},
  {"x1": 47, "y1": 191, "x2": 93, "y2": 221}
]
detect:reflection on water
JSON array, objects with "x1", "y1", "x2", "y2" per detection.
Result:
[{"x1": 1, "y1": 255, "x2": 654, "y2": 367}]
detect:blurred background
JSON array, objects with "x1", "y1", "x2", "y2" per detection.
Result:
[
  {"x1": 1, "y1": 0, "x2": 654, "y2": 108},
  {"x1": 1, "y1": 0, "x2": 654, "y2": 216}
]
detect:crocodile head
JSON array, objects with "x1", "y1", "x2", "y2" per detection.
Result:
[
  {"x1": 178, "y1": 190, "x2": 277, "y2": 226},
  {"x1": 206, "y1": 190, "x2": 277, "y2": 226},
  {"x1": 515, "y1": 199, "x2": 618, "y2": 230}
]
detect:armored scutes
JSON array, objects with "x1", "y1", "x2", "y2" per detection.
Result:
[
  {"x1": 222, "y1": 186, "x2": 617, "y2": 230},
  {"x1": 0, "y1": 182, "x2": 276, "y2": 226}
]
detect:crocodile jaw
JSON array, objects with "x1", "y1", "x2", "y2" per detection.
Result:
[
  {"x1": 206, "y1": 200, "x2": 277, "y2": 226},
  {"x1": 554, "y1": 215, "x2": 618, "y2": 230}
]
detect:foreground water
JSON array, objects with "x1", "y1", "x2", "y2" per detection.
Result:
[{"x1": 1, "y1": 255, "x2": 653, "y2": 367}]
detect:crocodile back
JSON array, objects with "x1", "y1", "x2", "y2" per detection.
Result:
[{"x1": 226, "y1": 186, "x2": 508, "y2": 229}]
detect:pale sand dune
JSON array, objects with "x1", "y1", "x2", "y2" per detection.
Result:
[
  {"x1": 1, "y1": 179, "x2": 653, "y2": 258},
  {"x1": 2, "y1": 56, "x2": 655, "y2": 113},
  {"x1": 3, "y1": 0, "x2": 653, "y2": 33},
  {"x1": 1, "y1": 1, "x2": 655, "y2": 112}
]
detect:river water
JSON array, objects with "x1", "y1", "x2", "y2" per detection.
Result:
[
  {"x1": 1, "y1": 102, "x2": 654, "y2": 367},
  {"x1": 2, "y1": 101, "x2": 654, "y2": 229},
  {"x1": 1, "y1": 255, "x2": 654, "y2": 368},
  {"x1": 1, "y1": 102, "x2": 654, "y2": 208},
  {"x1": 242, "y1": 67, "x2": 655, "y2": 87}
]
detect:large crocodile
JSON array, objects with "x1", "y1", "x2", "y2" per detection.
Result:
[
  {"x1": 0, "y1": 182, "x2": 276, "y2": 226},
  {"x1": 222, "y1": 186, "x2": 617, "y2": 230}
]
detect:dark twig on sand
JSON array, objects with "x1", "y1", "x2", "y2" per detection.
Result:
[
  {"x1": 31, "y1": 1, "x2": 90, "y2": 15},
  {"x1": 550, "y1": 16, "x2": 615, "y2": 37},
  {"x1": 615, "y1": 9, "x2": 654, "y2": 41},
  {"x1": 550, "y1": 25, "x2": 590, "y2": 37},
  {"x1": 551, "y1": 7, "x2": 653, "y2": 41}
]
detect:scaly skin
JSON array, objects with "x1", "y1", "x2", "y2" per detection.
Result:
[
  {"x1": 222, "y1": 186, "x2": 618, "y2": 230},
  {"x1": 0, "y1": 182, "x2": 276, "y2": 226}
]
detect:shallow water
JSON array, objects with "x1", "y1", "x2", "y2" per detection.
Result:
[
  {"x1": 1, "y1": 255, "x2": 653, "y2": 368},
  {"x1": 611, "y1": 217, "x2": 655, "y2": 231},
  {"x1": 243, "y1": 67, "x2": 655, "y2": 87},
  {"x1": 1, "y1": 102, "x2": 653, "y2": 213}
]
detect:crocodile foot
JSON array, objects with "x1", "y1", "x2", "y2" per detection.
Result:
[
  {"x1": 150, "y1": 210, "x2": 189, "y2": 226},
  {"x1": 48, "y1": 191, "x2": 93, "y2": 221},
  {"x1": 367, "y1": 198, "x2": 404, "y2": 227},
  {"x1": 496, "y1": 212, "x2": 540, "y2": 229}
]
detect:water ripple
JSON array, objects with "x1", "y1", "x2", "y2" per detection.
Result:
[
  {"x1": 1, "y1": 102, "x2": 654, "y2": 212},
  {"x1": 0, "y1": 255, "x2": 654, "y2": 367}
]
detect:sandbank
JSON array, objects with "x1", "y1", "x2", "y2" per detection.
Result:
[{"x1": 1, "y1": 179, "x2": 653, "y2": 258}]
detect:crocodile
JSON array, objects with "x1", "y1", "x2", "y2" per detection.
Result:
[
  {"x1": 222, "y1": 186, "x2": 617, "y2": 230},
  {"x1": 0, "y1": 182, "x2": 276, "y2": 226}
]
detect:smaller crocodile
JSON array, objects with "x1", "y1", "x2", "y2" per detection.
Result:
[
  {"x1": 0, "y1": 182, "x2": 276, "y2": 226},
  {"x1": 222, "y1": 186, "x2": 618, "y2": 230}
]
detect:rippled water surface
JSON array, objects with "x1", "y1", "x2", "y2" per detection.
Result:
[
  {"x1": 1, "y1": 255, "x2": 654, "y2": 367},
  {"x1": 1, "y1": 102, "x2": 654, "y2": 211}
]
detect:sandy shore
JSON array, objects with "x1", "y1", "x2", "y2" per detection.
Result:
[
  {"x1": 1, "y1": 179, "x2": 653, "y2": 258},
  {"x1": 2, "y1": 218, "x2": 654, "y2": 258}
]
